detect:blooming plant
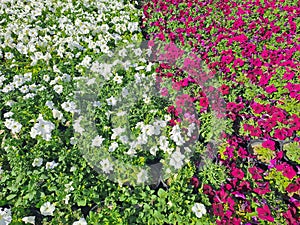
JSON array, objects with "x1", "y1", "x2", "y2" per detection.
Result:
[{"x1": 0, "y1": 0, "x2": 299, "y2": 224}]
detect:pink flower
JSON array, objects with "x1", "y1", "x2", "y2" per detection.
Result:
[
  {"x1": 160, "y1": 87, "x2": 169, "y2": 97},
  {"x1": 265, "y1": 84, "x2": 277, "y2": 94},
  {"x1": 257, "y1": 204, "x2": 274, "y2": 222},
  {"x1": 248, "y1": 166, "x2": 264, "y2": 180},
  {"x1": 283, "y1": 72, "x2": 295, "y2": 80},
  {"x1": 250, "y1": 127, "x2": 262, "y2": 137},
  {"x1": 231, "y1": 168, "x2": 244, "y2": 180},
  {"x1": 199, "y1": 97, "x2": 209, "y2": 108},
  {"x1": 262, "y1": 139, "x2": 276, "y2": 151},
  {"x1": 254, "y1": 182, "x2": 271, "y2": 195},
  {"x1": 251, "y1": 102, "x2": 264, "y2": 114},
  {"x1": 276, "y1": 163, "x2": 296, "y2": 180}
]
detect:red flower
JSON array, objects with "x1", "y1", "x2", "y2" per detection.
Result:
[
  {"x1": 273, "y1": 128, "x2": 288, "y2": 140},
  {"x1": 257, "y1": 204, "x2": 274, "y2": 222},
  {"x1": 251, "y1": 102, "x2": 264, "y2": 114},
  {"x1": 190, "y1": 177, "x2": 199, "y2": 188}
]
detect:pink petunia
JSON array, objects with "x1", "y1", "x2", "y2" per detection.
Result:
[
  {"x1": 231, "y1": 168, "x2": 244, "y2": 180},
  {"x1": 257, "y1": 204, "x2": 274, "y2": 222},
  {"x1": 265, "y1": 84, "x2": 277, "y2": 94},
  {"x1": 262, "y1": 139, "x2": 276, "y2": 151}
]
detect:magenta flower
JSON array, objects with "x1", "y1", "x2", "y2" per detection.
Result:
[
  {"x1": 248, "y1": 166, "x2": 264, "y2": 180},
  {"x1": 265, "y1": 84, "x2": 277, "y2": 94},
  {"x1": 254, "y1": 182, "x2": 271, "y2": 195},
  {"x1": 257, "y1": 204, "x2": 274, "y2": 222},
  {"x1": 231, "y1": 168, "x2": 244, "y2": 180},
  {"x1": 262, "y1": 139, "x2": 276, "y2": 151},
  {"x1": 276, "y1": 162, "x2": 296, "y2": 180}
]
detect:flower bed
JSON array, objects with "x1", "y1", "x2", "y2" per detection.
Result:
[{"x1": 0, "y1": 0, "x2": 299, "y2": 224}]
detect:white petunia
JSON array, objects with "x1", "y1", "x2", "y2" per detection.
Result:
[
  {"x1": 73, "y1": 116, "x2": 85, "y2": 135},
  {"x1": 63, "y1": 194, "x2": 71, "y2": 205},
  {"x1": 192, "y1": 203, "x2": 207, "y2": 218},
  {"x1": 149, "y1": 146, "x2": 158, "y2": 156},
  {"x1": 52, "y1": 108, "x2": 64, "y2": 121},
  {"x1": 61, "y1": 101, "x2": 77, "y2": 113},
  {"x1": 91, "y1": 135, "x2": 105, "y2": 147},
  {"x1": 32, "y1": 157, "x2": 43, "y2": 167},
  {"x1": 169, "y1": 148, "x2": 185, "y2": 169},
  {"x1": 30, "y1": 114, "x2": 55, "y2": 141},
  {"x1": 99, "y1": 159, "x2": 113, "y2": 174},
  {"x1": 0, "y1": 207, "x2": 12, "y2": 225},
  {"x1": 106, "y1": 96, "x2": 117, "y2": 106},
  {"x1": 40, "y1": 202, "x2": 55, "y2": 216},
  {"x1": 4, "y1": 119, "x2": 22, "y2": 134},
  {"x1": 45, "y1": 161, "x2": 59, "y2": 170},
  {"x1": 53, "y1": 84, "x2": 63, "y2": 94},
  {"x1": 108, "y1": 142, "x2": 118, "y2": 152},
  {"x1": 73, "y1": 218, "x2": 87, "y2": 225},
  {"x1": 22, "y1": 216, "x2": 35, "y2": 224}
]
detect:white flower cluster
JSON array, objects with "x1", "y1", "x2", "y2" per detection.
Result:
[{"x1": 4, "y1": 118, "x2": 22, "y2": 134}]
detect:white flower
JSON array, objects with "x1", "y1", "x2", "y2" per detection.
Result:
[
  {"x1": 100, "y1": 158, "x2": 113, "y2": 174},
  {"x1": 40, "y1": 202, "x2": 55, "y2": 216},
  {"x1": 4, "y1": 119, "x2": 22, "y2": 134},
  {"x1": 45, "y1": 100, "x2": 54, "y2": 109},
  {"x1": 149, "y1": 146, "x2": 158, "y2": 156},
  {"x1": 22, "y1": 216, "x2": 35, "y2": 224},
  {"x1": 70, "y1": 137, "x2": 77, "y2": 145},
  {"x1": 91, "y1": 135, "x2": 105, "y2": 147},
  {"x1": 52, "y1": 109, "x2": 64, "y2": 121},
  {"x1": 106, "y1": 96, "x2": 117, "y2": 106},
  {"x1": 170, "y1": 125, "x2": 185, "y2": 146},
  {"x1": 73, "y1": 218, "x2": 87, "y2": 225},
  {"x1": 61, "y1": 101, "x2": 77, "y2": 113},
  {"x1": 169, "y1": 148, "x2": 185, "y2": 169},
  {"x1": 192, "y1": 203, "x2": 207, "y2": 218},
  {"x1": 53, "y1": 84, "x2": 63, "y2": 94},
  {"x1": 30, "y1": 114, "x2": 55, "y2": 141},
  {"x1": 63, "y1": 194, "x2": 71, "y2": 205},
  {"x1": 108, "y1": 142, "x2": 118, "y2": 152},
  {"x1": 137, "y1": 169, "x2": 148, "y2": 184},
  {"x1": 64, "y1": 181, "x2": 74, "y2": 192},
  {"x1": 3, "y1": 112, "x2": 13, "y2": 118},
  {"x1": 0, "y1": 207, "x2": 12, "y2": 225},
  {"x1": 32, "y1": 157, "x2": 43, "y2": 167},
  {"x1": 111, "y1": 127, "x2": 125, "y2": 140},
  {"x1": 113, "y1": 74, "x2": 123, "y2": 84},
  {"x1": 187, "y1": 123, "x2": 196, "y2": 137},
  {"x1": 45, "y1": 161, "x2": 59, "y2": 170}
]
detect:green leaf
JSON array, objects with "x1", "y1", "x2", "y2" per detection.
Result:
[
  {"x1": 6, "y1": 194, "x2": 16, "y2": 200},
  {"x1": 77, "y1": 198, "x2": 87, "y2": 206}
]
